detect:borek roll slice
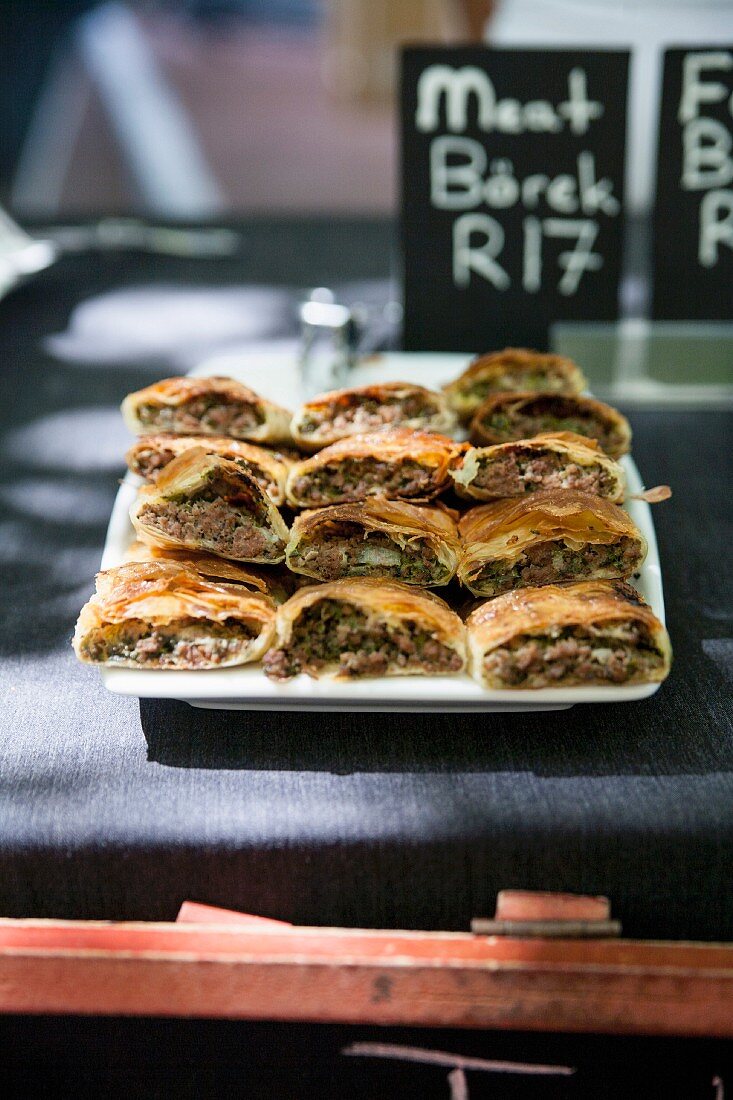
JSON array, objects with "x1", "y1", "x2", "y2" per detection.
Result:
[
  {"x1": 122, "y1": 376, "x2": 292, "y2": 444},
  {"x1": 285, "y1": 498, "x2": 460, "y2": 586},
  {"x1": 458, "y1": 490, "x2": 646, "y2": 597},
  {"x1": 263, "y1": 577, "x2": 466, "y2": 681},
  {"x1": 451, "y1": 432, "x2": 626, "y2": 503},
  {"x1": 444, "y1": 348, "x2": 586, "y2": 420},
  {"x1": 291, "y1": 381, "x2": 456, "y2": 449},
  {"x1": 73, "y1": 561, "x2": 275, "y2": 669},
  {"x1": 123, "y1": 540, "x2": 291, "y2": 603},
  {"x1": 470, "y1": 393, "x2": 631, "y2": 458},
  {"x1": 467, "y1": 580, "x2": 671, "y2": 689},
  {"x1": 285, "y1": 428, "x2": 463, "y2": 508},
  {"x1": 126, "y1": 434, "x2": 291, "y2": 505},
  {"x1": 131, "y1": 447, "x2": 289, "y2": 564}
]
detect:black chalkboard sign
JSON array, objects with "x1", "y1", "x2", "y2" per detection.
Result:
[
  {"x1": 400, "y1": 47, "x2": 630, "y2": 351},
  {"x1": 652, "y1": 47, "x2": 733, "y2": 320}
]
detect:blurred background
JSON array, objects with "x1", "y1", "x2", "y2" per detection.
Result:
[
  {"x1": 4, "y1": 0, "x2": 475, "y2": 219},
  {"x1": 3, "y1": 0, "x2": 731, "y2": 220},
  {"x1": 0, "y1": 0, "x2": 731, "y2": 400}
]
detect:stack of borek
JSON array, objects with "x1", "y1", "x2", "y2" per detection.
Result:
[{"x1": 73, "y1": 354, "x2": 671, "y2": 689}]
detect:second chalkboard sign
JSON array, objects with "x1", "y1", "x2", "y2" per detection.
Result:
[
  {"x1": 400, "y1": 47, "x2": 629, "y2": 351},
  {"x1": 652, "y1": 46, "x2": 733, "y2": 320}
]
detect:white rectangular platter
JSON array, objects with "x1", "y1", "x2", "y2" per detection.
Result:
[{"x1": 100, "y1": 351, "x2": 665, "y2": 712}]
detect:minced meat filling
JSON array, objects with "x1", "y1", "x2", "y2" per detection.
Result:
[
  {"x1": 291, "y1": 459, "x2": 434, "y2": 504},
  {"x1": 170, "y1": 473, "x2": 269, "y2": 517},
  {"x1": 263, "y1": 599, "x2": 462, "y2": 680},
  {"x1": 134, "y1": 450, "x2": 273, "y2": 495},
  {"x1": 138, "y1": 495, "x2": 279, "y2": 561},
  {"x1": 474, "y1": 536, "x2": 641, "y2": 594},
  {"x1": 479, "y1": 400, "x2": 621, "y2": 453},
  {"x1": 468, "y1": 371, "x2": 559, "y2": 402},
  {"x1": 299, "y1": 395, "x2": 434, "y2": 436},
  {"x1": 132, "y1": 447, "x2": 176, "y2": 478},
  {"x1": 483, "y1": 621, "x2": 663, "y2": 687},
  {"x1": 292, "y1": 523, "x2": 445, "y2": 584},
  {"x1": 473, "y1": 449, "x2": 615, "y2": 497},
  {"x1": 138, "y1": 397, "x2": 263, "y2": 436},
  {"x1": 82, "y1": 617, "x2": 255, "y2": 668}
]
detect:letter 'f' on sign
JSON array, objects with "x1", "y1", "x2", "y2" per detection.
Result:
[
  {"x1": 453, "y1": 214, "x2": 510, "y2": 288},
  {"x1": 678, "y1": 51, "x2": 733, "y2": 124}
]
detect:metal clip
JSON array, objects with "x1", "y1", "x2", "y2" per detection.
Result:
[
  {"x1": 471, "y1": 891, "x2": 622, "y2": 939},
  {"x1": 299, "y1": 288, "x2": 360, "y2": 399}
]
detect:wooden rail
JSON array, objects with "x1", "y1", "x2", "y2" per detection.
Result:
[{"x1": 0, "y1": 917, "x2": 731, "y2": 1036}]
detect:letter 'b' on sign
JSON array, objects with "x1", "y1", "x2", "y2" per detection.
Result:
[
  {"x1": 652, "y1": 47, "x2": 733, "y2": 319},
  {"x1": 400, "y1": 47, "x2": 629, "y2": 351}
]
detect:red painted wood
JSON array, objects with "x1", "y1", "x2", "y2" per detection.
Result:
[
  {"x1": 0, "y1": 919, "x2": 730, "y2": 1036},
  {"x1": 495, "y1": 891, "x2": 610, "y2": 922},
  {"x1": 176, "y1": 902, "x2": 292, "y2": 928}
]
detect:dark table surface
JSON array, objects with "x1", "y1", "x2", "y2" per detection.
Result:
[{"x1": 0, "y1": 217, "x2": 731, "y2": 941}]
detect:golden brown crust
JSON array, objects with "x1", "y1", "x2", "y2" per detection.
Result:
[
  {"x1": 285, "y1": 497, "x2": 461, "y2": 585},
  {"x1": 125, "y1": 434, "x2": 291, "y2": 504},
  {"x1": 285, "y1": 428, "x2": 465, "y2": 507},
  {"x1": 450, "y1": 432, "x2": 626, "y2": 503},
  {"x1": 444, "y1": 348, "x2": 586, "y2": 419},
  {"x1": 121, "y1": 375, "x2": 292, "y2": 443},
  {"x1": 293, "y1": 426, "x2": 462, "y2": 464},
  {"x1": 291, "y1": 382, "x2": 457, "y2": 449},
  {"x1": 89, "y1": 561, "x2": 276, "y2": 623},
  {"x1": 458, "y1": 489, "x2": 639, "y2": 543},
  {"x1": 123, "y1": 540, "x2": 286, "y2": 598},
  {"x1": 469, "y1": 392, "x2": 632, "y2": 458},
  {"x1": 130, "y1": 447, "x2": 290, "y2": 563},
  {"x1": 457, "y1": 490, "x2": 647, "y2": 595},
  {"x1": 268, "y1": 577, "x2": 466, "y2": 678},
  {"x1": 534, "y1": 431, "x2": 602, "y2": 449},
  {"x1": 73, "y1": 561, "x2": 276, "y2": 667},
  {"x1": 466, "y1": 580, "x2": 671, "y2": 686},
  {"x1": 277, "y1": 576, "x2": 462, "y2": 628},
  {"x1": 294, "y1": 497, "x2": 460, "y2": 542}
]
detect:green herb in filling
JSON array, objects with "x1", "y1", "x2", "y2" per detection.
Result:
[
  {"x1": 82, "y1": 617, "x2": 254, "y2": 666},
  {"x1": 265, "y1": 600, "x2": 460, "y2": 679},
  {"x1": 483, "y1": 623, "x2": 663, "y2": 687},
  {"x1": 473, "y1": 537, "x2": 639, "y2": 594}
]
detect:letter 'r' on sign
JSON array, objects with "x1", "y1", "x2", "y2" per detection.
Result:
[
  {"x1": 652, "y1": 46, "x2": 733, "y2": 320},
  {"x1": 400, "y1": 47, "x2": 629, "y2": 351}
]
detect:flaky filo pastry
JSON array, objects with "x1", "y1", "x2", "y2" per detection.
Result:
[
  {"x1": 444, "y1": 348, "x2": 586, "y2": 421},
  {"x1": 285, "y1": 428, "x2": 465, "y2": 508},
  {"x1": 467, "y1": 580, "x2": 671, "y2": 689},
  {"x1": 263, "y1": 577, "x2": 466, "y2": 681},
  {"x1": 470, "y1": 393, "x2": 631, "y2": 459},
  {"x1": 457, "y1": 490, "x2": 647, "y2": 597},
  {"x1": 290, "y1": 381, "x2": 457, "y2": 450},
  {"x1": 73, "y1": 561, "x2": 276, "y2": 669},
  {"x1": 130, "y1": 447, "x2": 289, "y2": 564},
  {"x1": 121, "y1": 376, "x2": 292, "y2": 444},
  {"x1": 125, "y1": 434, "x2": 291, "y2": 505},
  {"x1": 451, "y1": 432, "x2": 626, "y2": 503},
  {"x1": 285, "y1": 498, "x2": 461, "y2": 587},
  {"x1": 123, "y1": 540, "x2": 292, "y2": 603}
]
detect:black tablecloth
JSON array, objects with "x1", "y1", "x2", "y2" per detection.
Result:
[
  {"x1": 1, "y1": 218, "x2": 731, "y2": 940},
  {"x1": 2, "y1": 1017, "x2": 732, "y2": 1099}
]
